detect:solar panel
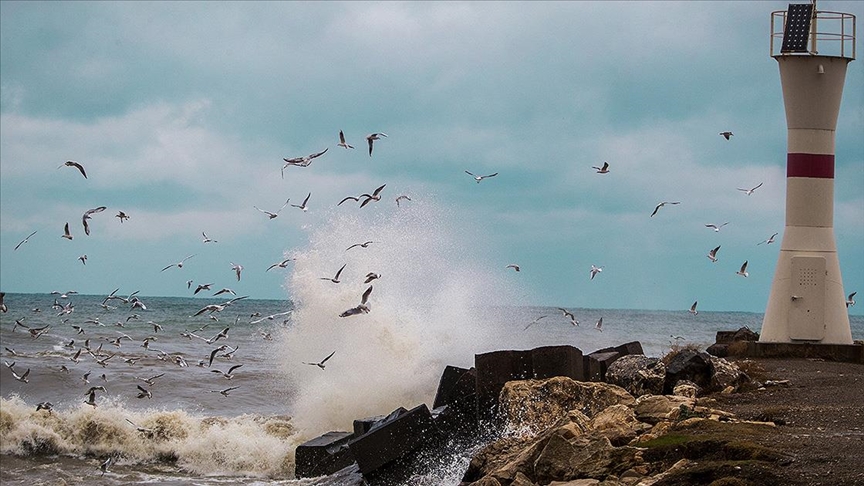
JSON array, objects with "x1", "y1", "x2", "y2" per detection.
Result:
[{"x1": 781, "y1": 3, "x2": 814, "y2": 53}]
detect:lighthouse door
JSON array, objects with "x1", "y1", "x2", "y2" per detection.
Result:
[{"x1": 788, "y1": 256, "x2": 827, "y2": 341}]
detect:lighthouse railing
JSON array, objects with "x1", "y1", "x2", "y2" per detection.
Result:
[{"x1": 771, "y1": 9, "x2": 855, "y2": 59}]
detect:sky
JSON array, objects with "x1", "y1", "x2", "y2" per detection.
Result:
[{"x1": 1, "y1": 1, "x2": 862, "y2": 315}]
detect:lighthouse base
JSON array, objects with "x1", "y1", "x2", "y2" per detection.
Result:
[{"x1": 745, "y1": 342, "x2": 863, "y2": 364}]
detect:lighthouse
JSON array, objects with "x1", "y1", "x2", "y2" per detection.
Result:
[{"x1": 760, "y1": 3, "x2": 856, "y2": 344}]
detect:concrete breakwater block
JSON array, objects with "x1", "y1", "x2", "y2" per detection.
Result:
[
  {"x1": 433, "y1": 365, "x2": 471, "y2": 409},
  {"x1": 532, "y1": 345, "x2": 584, "y2": 381},
  {"x1": 432, "y1": 367, "x2": 478, "y2": 437},
  {"x1": 294, "y1": 431, "x2": 355, "y2": 479},
  {"x1": 348, "y1": 403, "x2": 438, "y2": 476},
  {"x1": 584, "y1": 351, "x2": 620, "y2": 382},
  {"x1": 353, "y1": 408, "x2": 406, "y2": 437},
  {"x1": 475, "y1": 349, "x2": 534, "y2": 424}
]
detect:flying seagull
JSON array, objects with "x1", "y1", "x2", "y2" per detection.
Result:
[
  {"x1": 737, "y1": 182, "x2": 763, "y2": 196},
  {"x1": 506, "y1": 264, "x2": 520, "y2": 272},
  {"x1": 360, "y1": 184, "x2": 387, "y2": 208},
  {"x1": 78, "y1": 254, "x2": 87, "y2": 265},
  {"x1": 366, "y1": 133, "x2": 388, "y2": 156},
  {"x1": 707, "y1": 245, "x2": 721, "y2": 263},
  {"x1": 719, "y1": 131, "x2": 734, "y2": 140},
  {"x1": 303, "y1": 351, "x2": 336, "y2": 370},
  {"x1": 202, "y1": 232, "x2": 217, "y2": 243},
  {"x1": 231, "y1": 262, "x2": 243, "y2": 281},
  {"x1": 736, "y1": 261, "x2": 749, "y2": 278},
  {"x1": 162, "y1": 255, "x2": 196, "y2": 272},
  {"x1": 595, "y1": 317, "x2": 604, "y2": 332},
  {"x1": 689, "y1": 301, "x2": 698, "y2": 315},
  {"x1": 267, "y1": 258, "x2": 294, "y2": 271},
  {"x1": 254, "y1": 200, "x2": 290, "y2": 219},
  {"x1": 282, "y1": 148, "x2": 328, "y2": 176},
  {"x1": 99, "y1": 456, "x2": 112, "y2": 476},
  {"x1": 364, "y1": 272, "x2": 381, "y2": 283},
  {"x1": 82, "y1": 206, "x2": 107, "y2": 236},
  {"x1": 592, "y1": 161, "x2": 610, "y2": 174},
  {"x1": 116, "y1": 211, "x2": 130, "y2": 223},
  {"x1": 10, "y1": 367, "x2": 30, "y2": 383},
  {"x1": 523, "y1": 315, "x2": 548, "y2": 331},
  {"x1": 650, "y1": 201, "x2": 680, "y2": 217},
  {"x1": 210, "y1": 386, "x2": 240, "y2": 397},
  {"x1": 136, "y1": 385, "x2": 152, "y2": 399},
  {"x1": 758, "y1": 232, "x2": 779, "y2": 245},
  {"x1": 846, "y1": 292, "x2": 857, "y2": 308},
  {"x1": 321, "y1": 263, "x2": 347, "y2": 284},
  {"x1": 14, "y1": 230, "x2": 38, "y2": 251},
  {"x1": 291, "y1": 193, "x2": 312, "y2": 211},
  {"x1": 557, "y1": 307, "x2": 579, "y2": 326},
  {"x1": 395, "y1": 195, "x2": 412, "y2": 207},
  {"x1": 705, "y1": 222, "x2": 729, "y2": 232},
  {"x1": 589, "y1": 265, "x2": 603, "y2": 280},
  {"x1": 337, "y1": 130, "x2": 354, "y2": 149},
  {"x1": 346, "y1": 241, "x2": 373, "y2": 251},
  {"x1": 465, "y1": 171, "x2": 498, "y2": 183},
  {"x1": 211, "y1": 364, "x2": 243, "y2": 379},
  {"x1": 62, "y1": 223, "x2": 73, "y2": 240},
  {"x1": 58, "y1": 160, "x2": 87, "y2": 178},
  {"x1": 340, "y1": 285, "x2": 373, "y2": 317}
]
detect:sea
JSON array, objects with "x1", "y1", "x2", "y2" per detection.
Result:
[{"x1": 2, "y1": 206, "x2": 863, "y2": 485}]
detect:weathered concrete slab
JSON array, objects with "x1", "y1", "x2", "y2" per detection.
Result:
[
  {"x1": 532, "y1": 345, "x2": 584, "y2": 381},
  {"x1": 348, "y1": 403, "x2": 437, "y2": 476},
  {"x1": 294, "y1": 431, "x2": 355, "y2": 479},
  {"x1": 475, "y1": 349, "x2": 533, "y2": 424},
  {"x1": 584, "y1": 351, "x2": 620, "y2": 382},
  {"x1": 747, "y1": 342, "x2": 864, "y2": 363},
  {"x1": 433, "y1": 365, "x2": 471, "y2": 409}
]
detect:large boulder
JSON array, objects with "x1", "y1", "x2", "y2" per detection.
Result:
[
  {"x1": 709, "y1": 356, "x2": 749, "y2": 393},
  {"x1": 605, "y1": 355, "x2": 666, "y2": 397},
  {"x1": 498, "y1": 377, "x2": 635, "y2": 434},
  {"x1": 632, "y1": 394, "x2": 695, "y2": 425},
  {"x1": 589, "y1": 404, "x2": 651, "y2": 446},
  {"x1": 532, "y1": 433, "x2": 642, "y2": 484},
  {"x1": 663, "y1": 349, "x2": 714, "y2": 394}
]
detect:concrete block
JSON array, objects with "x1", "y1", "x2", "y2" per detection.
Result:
[
  {"x1": 475, "y1": 350, "x2": 533, "y2": 424},
  {"x1": 433, "y1": 365, "x2": 471, "y2": 409},
  {"x1": 294, "y1": 431, "x2": 355, "y2": 479},
  {"x1": 585, "y1": 351, "x2": 620, "y2": 382},
  {"x1": 348, "y1": 403, "x2": 437, "y2": 476},
  {"x1": 531, "y1": 345, "x2": 584, "y2": 381}
]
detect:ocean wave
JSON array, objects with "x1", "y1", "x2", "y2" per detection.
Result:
[{"x1": 0, "y1": 395, "x2": 301, "y2": 478}]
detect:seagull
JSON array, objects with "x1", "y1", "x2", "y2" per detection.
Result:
[
  {"x1": 82, "y1": 371, "x2": 91, "y2": 384},
  {"x1": 465, "y1": 171, "x2": 498, "y2": 183},
  {"x1": 337, "y1": 130, "x2": 354, "y2": 149},
  {"x1": 254, "y1": 200, "x2": 290, "y2": 219},
  {"x1": 211, "y1": 386, "x2": 240, "y2": 397},
  {"x1": 282, "y1": 148, "x2": 328, "y2": 169},
  {"x1": 99, "y1": 456, "x2": 112, "y2": 476},
  {"x1": 595, "y1": 317, "x2": 604, "y2": 332},
  {"x1": 207, "y1": 345, "x2": 228, "y2": 367},
  {"x1": 0, "y1": 293, "x2": 6, "y2": 313},
  {"x1": 303, "y1": 351, "x2": 336, "y2": 370},
  {"x1": 136, "y1": 385, "x2": 152, "y2": 399},
  {"x1": 346, "y1": 241, "x2": 373, "y2": 251},
  {"x1": 291, "y1": 193, "x2": 312, "y2": 211},
  {"x1": 206, "y1": 327, "x2": 231, "y2": 345},
  {"x1": 366, "y1": 133, "x2": 388, "y2": 156},
  {"x1": 557, "y1": 307, "x2": 579, "y2": 326},
  {"x1": 737, "y1": 182, "x2": 763, "y2": 196},
  {"x1": 337, "y1": 195, "x2": 361, "y2": 206},
  {"x1": 187, "y1": 280, "x2": 194, "y2": 289},
  {"x1": 70, "y1": 348, "x2": 83, "y2": 363},
  {"x1": 523, "y1": 315, "x2": 548, "y2": 331},
  {"x1": 14, "y1": 230, "x2": 38, "y2": 251},
  {"x1": 36, "y1": 402, "x2": 54, "y2": 413},
  {"x1": 28, "y1": 324, "x2": 51, "y2": 338},
  {"x1": 705, "y1": 222, "x2": 729, "y2": 232},
  {"x1": 846, "y1": 292, "x2": 857, "y2": 307},
  {"x1": 59, "y1": 160, "x2": 88, "y2": 178},
  {"x1": 161, "y1": 254, "x2": 196, "y2": 272},
  {"x1": 758, "y1": 232, "x2": 779, "y2": 245},
  {"x1": 592, "y1": 161, "x2": 610, "y2": 174},
  {"x1": 707, "y1": 245, "x2": 721, "y2": 263},
  {"x1": 202, "y1": 232, "x2": 217, "y2": 243},
  {"x1": 689, "y1": 301, "x2": 698, "y2": 315},
  {"x1": 736, "y1": 260, "x2": 749, "y2": 277},
  {"x1": 211, "y1": 364, "x2": 243, "y2": 379},
  {"x1": 194, "y1": 283, "x2": 213, "y2": 295},
  {"x1": 231, "y1": 262, "x2": 243, "y2": 281},
  {"x1": 506, "y1": 264, "x2": 520, "y2": 272},
  {"x1": 340, "y1": 286, "x2": 373, "y2": 317},
  {"x1": 589, "y1": 265, "x2": 603, "y2": 280},
  {"x1": 360, "y1": 184, "x2": 387, "y2": 208},
  {"x1": 364, "y1": 272, "x2": 381, "y2": 283},
  {"x1": 62, "y1": 222, "x2": 73, "y2": 240},
  {"x1": 82, "y1": 206, "x2": 107, "y2": 236},
  {"x1": 650, "y1": 201, "x2": 680, "y2": 217},
  {"x1": 136, "y1": 373, "x2": 164, "y2": 386},
  {"x1": 116, "y1": 211, "x2": 130, "y2": 223},
  {"x1": 321, "y1": 263, "x2": 347, "y2": 283},
  {"x1": 267, "y1": 258, "x2": 294, "y2": 271},
  {"x1": 79, "y1": 254, "x2": 87, "y2": 265},
  {"x1": 125, "y1": 418, "x2": 154, "y2": 435},
  {"x1": 213, "y1": 288, "x2": 236, "y2": 297},
  {"x1": 395, "y1": 195, "x2": 412, "y2": 207},
  {"x1": 719, "y1": 131, "x2": 734, "y2": 140},
  {"x1": 10, "y1": 367, "x2": 30, "y2": 383}
]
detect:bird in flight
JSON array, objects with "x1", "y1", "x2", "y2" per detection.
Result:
[
  {"x1": 321, "y1": 263, "x2": 347, "y2": 284},
  {"x1": 557, "y1": 307, "x2": 578, "y2": 326},
  {"x1": 595, "y1": 317, "x2": 604, "y2": 332},
  {"x1": 62, "y1": 223, "x2": 73, "y2": 240},
  {"x1": 737, "y1": 182, "x2": 763, "y2": 196},
  {"x1": 523, "y1": 315, "x2": 548, "y2": 331},
  {"x1": 211, "y1": 364, "x2": 243, "y2": 379},
  {"x1": 82, "y1": 206, "x2": 107, "y2": 236},
  {"x1": 736, "y1": 261, "x2": 749, "y2": 278},
  {"x1": 267, "y1": 258, "x2": 294, "y2": 271},
  {"x1": 231, "y1": 262, "x2": 243, "y2": 281},
  {"x1": 846, "y1": 292, "x2": 856, "y2": 308},
  {"x1": 136, "y1": 385, "x2": 152, "y2": 399},
  {"x1": 366, "y1": 133, "x2": 388, "y2": 156},
  {"x1": 650, "y1": 201, "x2": 680, "y2": 217},
  {"x1": 202, "y1": 232, "x2": 217, "y2": 243},
  {"x1": 338, "y1": 130, "x2": 354, "y2": 149},
  {"x1": 254, "y1": 200, "x2": 290, "y2": 219},
  {"x1": 707, "y1": 245, "x2": 721, "y2": 263},
  {"x1": 58, "y1": 160, "x2": 87, "y2": 178},
  {"x1": 346, "y1": 241, "x2": 373, "y2": 251},
  {"x1": 116, "y1": 211, "x2": 130, "y2": 223},
  {"x1": 592, "y1": 161, "x2": 610, "y2": 174},
  {"x1": 719, "y1": 131, "x2": 734, "y2": 140},
  {"x1": 282, "y1": 148, "x2": 328, "y2": 176},
  {"x1": 340, "y1": 285, "x2": 373, "y2": 317},
  {"x1": 758, "y1": 233, "x2": 779, "y2": 245},
  {"x1": 364, "y1": 272, "x2": 381, "y2": 284},
  {"x1": 465, "y1": 171, "x2": 498, "y2": 183},
  {"x1": 589, "y1": 265, "x2": 603, "y2": 280},
  {"x1": 689, "y1": 301, "x2": 698, "y2": 315},
  {"x1": 395, "y1": 195, "x2": 412, "y2": 207},
  {"x1": 360, "y1": 184, "x2": 387, "y2": 208},
  {"x1": 303, "y1": 351, "x2": 336, "y2": 370},
  {"x1": 162, "y1": 255, "x2": 196, "y2": 272},
  {"x1": 193, "y1": 283, "x2": 213, "y2": 295},
  {"x1": 291, "y1": 193, "x2": 312, "y2": 212},
  {"x1": 14, "y1": 230, "x2": 38, "y2": 251},
  {"x1": 705, "y1": 222, "x2": 729, "y2": 232},
  {"x1": 78, "y1": 254, "x2": 87, "y2": 265},
  {"x1": 211, "y1": 386, "x2": 240, "y2": 397},
  {"x1": 506, "y1": 264, "x2": 520, "y2": 272}
]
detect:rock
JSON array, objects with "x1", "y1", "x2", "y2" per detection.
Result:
[
  {"x1": 533, "y1": 433, "x2": 643, "y2": 484},
  {"x1": 511, "y1": 472, "x2": 537, "y2": 486},
  {"x1": 605, "y1": 355, "x2": 666, "y2": 397},
  {"x1": 732, "y1": 327, "x2": 759, "y2": 342},
  {"x1": 589, "y1": 404, "x2": 650, "y2": 446},
  {"x1": 672, "y1": 380, "x2": 701, "y2": 398},
  {"x1": 294, "y1": 431, "x2": 355, "y2": 479},
  {"x1": 468, "y1": 476, "x2": 503, "y2": 486},
  {"x1": 348, "y1": 404, "x2": 438, "y2": 478},
  {"x1": 663, "y1": 349, "x2": 713, "y2": 394},
  {"x1": 499, "y1": 377, "x2": 635, "y2": 434},
  {"x1": 709, "y1": 356, "x2": 749, "y2": 393},
  {"x1": 632, "y1": 394, "x2": 695, "y2": 424},
  {"x1": 549, "y1": 480, "x2": 600, "y2": 486}
]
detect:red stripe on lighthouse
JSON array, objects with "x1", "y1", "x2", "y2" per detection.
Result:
[{"x1": 787, "y1": 153, "x2": 834, "y2": 179}]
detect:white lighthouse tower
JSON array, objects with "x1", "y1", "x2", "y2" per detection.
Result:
[{"x1": 760, "y1": 2, "x2": 856, "y2": 345}]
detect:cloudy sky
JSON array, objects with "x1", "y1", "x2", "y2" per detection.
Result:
[{"x1": 1, "y1": 1, "x2": 861, "y2": 314}]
